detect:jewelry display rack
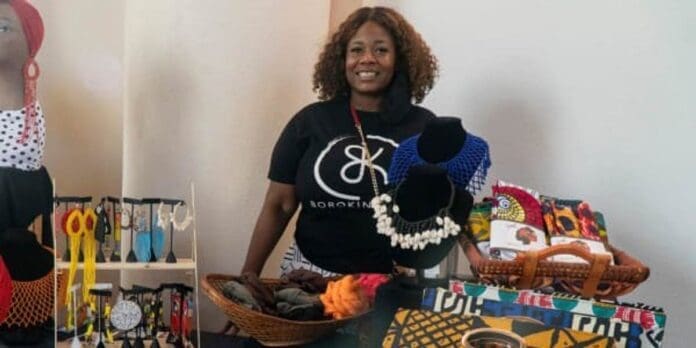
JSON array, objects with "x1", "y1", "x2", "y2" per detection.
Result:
[{"x1": 54, "y1": 182, "x2": 201, "y2": 348}]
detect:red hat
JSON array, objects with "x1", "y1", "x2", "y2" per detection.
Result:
[{"x1": 8, "y1": 0, "x2": 44, "y2": 144}]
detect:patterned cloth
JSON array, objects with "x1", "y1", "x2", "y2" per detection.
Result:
[
  {"x1": 443, "y1": 280, "x2": 666, "y2": 348},
  {"x1": 280, "y1": 242, "x2": 340, "y2": 278},
  {"x1": 489, "y1": 181, "x2": 547, "y2": 259},
  {"x1": 387, "y1": 132, "x2": 491, "y2": 195},
  {"x1": 382, "y1": 309, "x2": 614, "y2": 348},
  {"x1": 0, "y1": 103, "x2": 46, "y2": 170},
  {"x1": 467, "y1": 201, "x2": 493, "y2": 257},
  {"x1": 540, "y1": 197, "x2": 610, "y2": 263}
]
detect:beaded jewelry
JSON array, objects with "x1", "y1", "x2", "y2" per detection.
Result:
[
  {"x1": 65, "y1": 209, "x2": 85, "y2": 306},
  {"x1": 171, "y1": 202, "x2": 193, "y2": 232},
  {"x1": 156, "y1": 202, "x2": 171, "y2": 230},
  {"x1": 120, "y1": 207, "x2": 131, "y2": 230},
  {"x1": 370, "y1": 178, "x2": 462, "y2": 251},
  {"x1": 82, "y1": 208, "x2": 98, "y2": 302}
]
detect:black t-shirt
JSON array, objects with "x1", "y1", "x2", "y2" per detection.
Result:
[{"x1": 268, "y1": 98, "x2": 435, "y2": 274}]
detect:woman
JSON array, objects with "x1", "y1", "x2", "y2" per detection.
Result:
[
  {"x1": 241, "y1": 7, "x2": 438, "y2": 277},
  {"x1": 0, "y1": 0, "x2": 52, "y2": 247}
]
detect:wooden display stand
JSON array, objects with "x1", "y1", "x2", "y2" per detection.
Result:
[{"x1": 53, "y1": 182, "x2": 201, "y2": 347}]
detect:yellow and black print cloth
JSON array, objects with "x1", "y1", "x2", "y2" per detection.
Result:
[{"x1": 382, "y1": 309, "x2": 615, "y2": 348}]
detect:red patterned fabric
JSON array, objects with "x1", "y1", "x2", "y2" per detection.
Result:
[{"x1": 492, "y1": 184, "x2": 544, "y2": 229}]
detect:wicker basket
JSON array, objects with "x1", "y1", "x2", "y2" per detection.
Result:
[
  {"x1": 201, "y1": 273, "x2": 367, "y2": 347},
  {"x1": 462, "y1": 242, "x2": 649, "y2": 299}
]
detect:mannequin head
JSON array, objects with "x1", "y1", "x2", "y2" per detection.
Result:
[
  {"x1": 0, "y1": 1, "x2": 29, "y2": 70},
  {"x1": 390, "y1": 164, "x2": 473, "y2": 268},
  {"x1": 418, "y1": 117, "x2": 467, "y2": 163}
]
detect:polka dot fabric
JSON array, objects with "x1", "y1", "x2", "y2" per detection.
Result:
[{"x1": 0, "y1": 103, "x2": 45, "y2": 171}]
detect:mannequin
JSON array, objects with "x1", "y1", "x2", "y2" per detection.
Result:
[
  {"x1": 370, "y1": 117, "x2": 485, "y2": 346},
  {"x1": 369, "y1": 164, "x2": 473, "y2": 346},
  {"x1": 417, "y1": 116, "x2": 467, "y2": 163},
  {"x1": 388, "y1": 116, "x2": 490, "y2": 195},
  {"x1": 0, "y1": 0, "x2": 52, "y2": 247},
  {"x1": 389, "y1": 164, "x2": 473, "y2": 269}
]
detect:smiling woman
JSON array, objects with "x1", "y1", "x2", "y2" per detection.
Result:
[{"x1": 240, "y1": 6, "x2": 439, "y2": 278}]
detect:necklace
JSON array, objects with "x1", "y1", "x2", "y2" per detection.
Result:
[
  {"x1": 349, "y1": 105, "x2": 380, "y2": 197},
  {"x1": 370, "y1": 179, "x2": 462, "y2": 251},
  {"x1": 350, "y1": 104, "x2": 463, "y2": 250}
]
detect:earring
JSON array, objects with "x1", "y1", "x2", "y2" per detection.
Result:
[
  {"x1": 120, "y1": 207, "x2": 132, "y2": 230},
  {"x1": 156, "y1": 202, "x2": 171, "y2": 229},
  {"x1": 171, "y1": 203, "x2": 193, "y2": 232}
]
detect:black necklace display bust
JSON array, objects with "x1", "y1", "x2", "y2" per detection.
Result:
[{"x1": 389, "y1": 164, "x2": 473, "y2": 269}]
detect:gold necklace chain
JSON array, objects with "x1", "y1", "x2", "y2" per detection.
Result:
[{"x1": 350, "y1": 105, "x2": 380, "y2": 197}]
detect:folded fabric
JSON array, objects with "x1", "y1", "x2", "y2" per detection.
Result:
[
  {"x1": 446, "y1": 280, "x2": 666, "y2": 347},
  {"x1": 382, "y1": 308, "x2": 614, "y2": 348},
  {"x1": 222, "y1": 280, "x2": 260, "y2": 311},
  {"x1": 278, "y1": 269, "x2": 333, "y2": 293},
  {"x1": 274, "y1": 288, "x2": 321, "y2": 306},
  {"x1": 276, "y1": 302, "x2": 324, "y2": 321},
  {"x1": 540, "y1": 197, "x2": 610, "y2": 263},
  {"x1": 489, "y1": 181, "x2": 547, "y2": 260},
  {"x1": 235, "y1": 273, "x2": 276, "y2": 315},
  {"x1": 594, "y1": 212, "x2": 608, "y2": 243}
]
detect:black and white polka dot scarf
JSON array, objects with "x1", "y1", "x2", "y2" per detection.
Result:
[{"x1": 0, "y1": 103, "x2": 45, "y2": 170}]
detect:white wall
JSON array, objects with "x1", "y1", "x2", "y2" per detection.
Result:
[
  {"x1": 369, "y1": 0, "x2": 695, "y2": 345},
  {"x1": 34, "y1": 0, "x2": 124, "y2": 198},
  {"x1": 32, "y1": 0, "x2": 125, "y2": 330},
  {"x1": 121, "y1": 0, "x2": 330, "y2": 331}
]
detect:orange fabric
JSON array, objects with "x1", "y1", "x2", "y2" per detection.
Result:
[{"x1": 319, "y1": 275, "x2": 369, "y2": 319}]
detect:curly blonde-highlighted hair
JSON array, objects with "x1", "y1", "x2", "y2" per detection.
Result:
[{"x1": 313, "y1": 7, "x2": 438, "y2": 104}]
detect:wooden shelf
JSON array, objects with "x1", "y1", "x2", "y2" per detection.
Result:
[{"x1": 56, "y1": 258, "x2": 196, "y2": 271}]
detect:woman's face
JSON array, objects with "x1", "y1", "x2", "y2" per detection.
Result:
[
  {"x1": 345, "y1": 21, "x2": 396, "y2": 98},
  {"x1": 0, "y1": 4, "x2": 28, "y2": 67}
]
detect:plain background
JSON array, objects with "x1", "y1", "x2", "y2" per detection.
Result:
[{"x1": 34, "y1": 0, "x2": 694, "y2": 345}]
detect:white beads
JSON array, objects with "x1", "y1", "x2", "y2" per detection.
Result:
[{"x1": 371, "y1": 192, "x2": 462, "y2": 251}]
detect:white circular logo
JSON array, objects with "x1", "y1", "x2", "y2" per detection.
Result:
[{"x1": 313, "y1": 135, "x2": 398, "y2": 200}]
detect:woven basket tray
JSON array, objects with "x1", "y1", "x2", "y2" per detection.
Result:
[
  {"x1": 462, "y1": 242, "x2": 649, "y2": 299},
  {"x1": 201, "y1": 273, "x2": 367, "y2": 347}
]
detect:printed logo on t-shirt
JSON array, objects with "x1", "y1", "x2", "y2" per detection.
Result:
[{"x1": 312, "y1": 134, "x2": 398, "y2": 206}]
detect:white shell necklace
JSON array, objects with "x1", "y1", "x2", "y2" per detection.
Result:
[{"x1": 371, "y1": 179, "x2": 462, "y2": 251}]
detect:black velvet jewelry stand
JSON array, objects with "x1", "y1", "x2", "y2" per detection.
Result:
[
  {"x1": 141, "y1": 198, "x2": 162, "y2": 262},
  {"x1": 55, "y1": 196, "x2": 92, "y2": 262},
  {"x1": 90, "y1": 288, "x2": 113, "y2": 348},
  {"x1": 131, "y1": 285, "x2": 156, "y2": 348},
  {"x1": 369, "y1": 117, "x2": 475, "y2": 347},
  {"x1": 123, "y1": 197, "x2": 142, "y2": 263},
  {"x1": 161, "y1": 198, "x2": 185, "y2": 263},
  {"x1": 149, "y1": 285, "x2": 165, "y2": 348},
  {"x1": 163, "y1": 283, "x2": 195, "y2": 348},
  {"x1": 107, "y1": 196, "x2": 122, "y2": 262},
  {"x1": 118, "y1": 286, "x2": 138, "y2": 348},
  {"x1": 95, "y1": 198, "x2": 112, "y2": 263}
]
